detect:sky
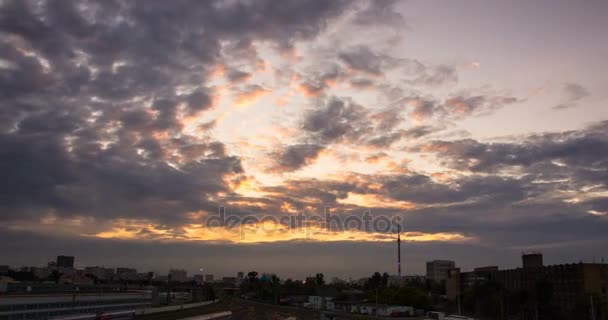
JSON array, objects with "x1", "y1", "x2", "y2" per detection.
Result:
[{"x1": 1, "y1": 0, "x2": 607, "y2": 280}]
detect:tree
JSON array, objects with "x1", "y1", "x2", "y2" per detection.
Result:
[
  {"x1": 271, "y1": 274, "x2": 281, "y2": 304},
  {"x1": 365, "y1": 272, "x2": 384, "y2": 290},
  {"x1": 315, "y1": 273, "x2": 325, "y2": 286},
  {"x1": 247, "y1": 271, "x2": 259, "y2": 282}
]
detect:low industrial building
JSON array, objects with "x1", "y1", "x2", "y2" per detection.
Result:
[{"x1": 0, "y1": 292, "x2": 152, "y2": 320}]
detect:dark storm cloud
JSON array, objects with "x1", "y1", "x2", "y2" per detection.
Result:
[
  {"x1": 553, "y1": 82, "x2": 590, "y2": 110},
  {"x1": 0, "y1": 0, "x2": 355, "y2": 224}
]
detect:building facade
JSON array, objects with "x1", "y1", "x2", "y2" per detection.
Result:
[
  {"x1": 168, "y1": 269, "x2": 188, "y2": 283},
  {"x1": 456, "y1": 254, "x2": 608, "y2": 316},
  {"x1": 426, "y1": 260, "x2": 456, "y2": 282}
]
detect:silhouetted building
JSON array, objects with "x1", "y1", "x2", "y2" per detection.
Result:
[
  {"x1": 0, "y1": 265, "x2": 9, "y2": 275},
  {"x1": 169, "y1": 269, "x2": 188, "y2": 282},
  {"x1": 426, "y1": 260, "x2": 455, "y2": 282},
  {"x1": 460, "y1": 266, "x2": 498, "y2": 288},
  {"x1": 446, "y1": 268, "x2": 461, "y2": 301},
  {"x1": 205, "y1": 274, "x2": 214, "y2": 282},
  {"x1": 522, "y1": 252, "x2": 543, "y2": 269},
  {"x1": 115, "y1": 267, "x2": 137, "y2": 281},
  {"x1": 457, "y1": 254, "x2": 608, "y2": 316},
  {"x1": 222, "y1": 276, "x2": 237, "y2": 286},
  {"x1": 56, "y1": 255, "x2": 74, "y2": 269},
  {"x1": 495, "y1": 257, "x2": 607, "y2": 315},
  {"x1": 84, "y1": 266, "x2": 115, "y2": 281}
]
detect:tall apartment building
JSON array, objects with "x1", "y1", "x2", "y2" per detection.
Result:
[{"x1": 426, "y1": 260, "x2": 456, "y2": 282}]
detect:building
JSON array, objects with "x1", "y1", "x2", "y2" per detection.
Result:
[
  {"x1": 115, "y1": 267, "x2": 138, "y2": 281},
  {"x1": 522, "y1": 252, "x2": 543, "y2": 269},
  {"x1": 494, "y1": 254, "x2": 608, "y2": 315},
  {"x1": 445, "y1": 268, "x2": 462, "y2": 301},
  {"x1": 205, "y1": 274, "x2": 214, "y2": 282},
  {"x1": 221, "y1": 277, "x2": 237, "y2": 285},
  {"x1": 0, "y1": 292, "x2": 151, "y2": 319},
  {"x1": 455, "y1": 254, "x2": 608, "y2": 316},
  {"x1": 56, "y1": 255, "x2": 74, "y2": 269},
  {"x1": 237, "y1": 272, "x2": 244, "y2": 280},
  {"x1": 308, "y1": 296, "x2": 334, "y2": 310},
  {"x1": 193, "y1": 274, "x2": 204, "y2": 284},
  {"x1": 59, "y1": 272, "x2": 94, "y2": 285},
  {"x1": 0, "y1": 266, "x2": 9, "y2": 275},
  {"x1": 426, "y1": 260, "x2": 456, "y2": 282},
  {"x1": 169, "y1": 269, "x2": 188, "y2": 282},
  {"x1": 84, "y1": 266, "x2": 115, "y2": 281},
  {"x1": 30, "y1": 266, "x2": 51, "y2": 279}
]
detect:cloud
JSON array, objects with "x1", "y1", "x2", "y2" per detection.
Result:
[
  {"x1": 302, "y1": 98, "x2": 370, "y2": 143},
  {"x1": 226, "y1": 69, "x2": 252, "y2": 84},
  {"x1": 409, "y1": 64, "x2": 458, "y2": 87},
  {"x1": 0, "y1": 0, "x2": 354, "y2": 226},
  {"x1": 445, "y1": 95, "x2": 518, "y2": 118},
  {"x1": 553, "y1": 82, "x2": 590, "y2": 110},
  {"x1": 271, "y1": 144, "x2": 325, "y2": 172},
  {"x1": 233, "y1": 84, "x2": 270, "y2": 108},
  {"x1": 352, "y1": 0, "x2": 407, "y2": 29},
  {"x1": 338, "y1": 45, "x2": 396, "y2": 76},
  {"x1": 413, "y1": 121, "x2": 608, "y2": 176}
]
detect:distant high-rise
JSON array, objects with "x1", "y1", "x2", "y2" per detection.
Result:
[
  {"x1": 426, "y1": 260, "x2": 456, "y2": 282},
  {"x1": 237, "y1": 271, "x2": 244, "y2": 279},
  {"x1": 56, "y1": 255, "x2": 74, "y2": 268},
  {"x1": 205, "y1": 274, "x2": 214, "y2": 282}
]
